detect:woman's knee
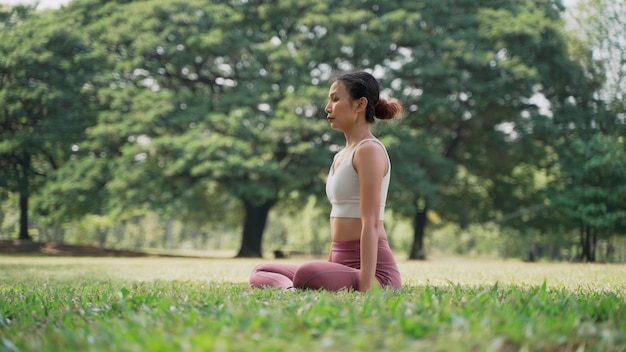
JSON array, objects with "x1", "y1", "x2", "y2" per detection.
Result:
[
  {"x1": 292, "y1": 262, "x2": 322, "y2": 288},
  {"x1": 293, "y1": 262, "x2": 358, "y2": 290},
  {"x1": 292, "y1": 262, "x2": 312, "y2": 282}
]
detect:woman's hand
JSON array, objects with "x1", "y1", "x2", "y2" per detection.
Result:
[{"x1": 358, "y1": 276, "x2": 379, "y2": 292}]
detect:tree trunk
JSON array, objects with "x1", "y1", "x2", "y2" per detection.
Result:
[
  {"x1": 18, "y1": 154, "x2": 32, "y2": 241},
  {"x1": 528, "y1": 240, "x2": 537, "y2": 262},
  {"x1": 578, "y1": 224, "x2": 584, "y2": 261},
  {"x1": 586, "y1": 225, "x2": 593, "y2": 262},
  {"x1": 236, "y1": 198, "x2": 276, "y2": 258},
  {"x1": 409, "y1": 202, "x2": 428, "y2": 260},
  {"x1": 590, "y1": 228, "x2": 597, "y2": 262},
  {"x1": 580, "y1": 224, "x2": 594, "y2": 262}
]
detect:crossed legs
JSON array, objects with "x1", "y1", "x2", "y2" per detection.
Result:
[{"x1": 250, "y1": 262, "x2": 360, "y2": 291}]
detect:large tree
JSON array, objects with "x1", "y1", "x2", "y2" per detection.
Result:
[
  {"x1": 375, "y1": 0, "x2": 589, "y2": 259},
  {"x1": 51, "y1": 0, "x2": 348, "y2": 257},
  {"x1": 0, "y1": 8, "x2": 102, "y2": 240}
]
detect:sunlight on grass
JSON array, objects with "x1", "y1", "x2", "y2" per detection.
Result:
[
  {"x1": 1, "y1": 256, "x2": 624, "y2": 290},
  {"x1": 397, "y1": 258, "x2": 626, "y2": 291}
]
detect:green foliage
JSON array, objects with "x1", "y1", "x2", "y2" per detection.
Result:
[
  {"x1": 369, "y1": 0, "x2": 594, "y2": 258},
  {"x1": 552, "y1": 134, "x2": 626, "y2": 231},
  {"x1": 0, "y1": 258, "x2": 625, "y2": 351},
  {"x1": 0, "y1": 0, "x2": 624, "y2": 261},
  {"x1": 45, "y1": 0, "x2": 350, "y2": 256},
  {"x1": 0, "y1": 7, "x2": 104, "y2": 238}
]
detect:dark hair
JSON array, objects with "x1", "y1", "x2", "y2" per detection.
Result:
[{"x1": 335, "y1": 71, "x2": 403, "y2": 123}]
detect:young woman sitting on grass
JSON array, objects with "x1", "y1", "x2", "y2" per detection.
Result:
[{"x1": 249, "y1": 71, "x2": 403, "y2": 292}]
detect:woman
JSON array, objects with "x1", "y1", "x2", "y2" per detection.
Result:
[{"x1": 249, "y1": 71, "x2": 403, "y2": 292}]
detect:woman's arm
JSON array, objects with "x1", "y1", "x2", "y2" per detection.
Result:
[{"x1": 353, "y1": 141, "x2": 388, "y2": 291}]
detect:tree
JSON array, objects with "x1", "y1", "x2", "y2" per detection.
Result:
[
  {"x1": 377, "y1": 0, "x2": 586, "y2": 259},
  {"x1": 549, "y1": 134, "x2": 626, "y2": 261},
  {"x1": 538, "y1": 0, "x2": 626, "y2": 261},
  {"x1": 0, "y1": 9, "x2": 102, "y2": 240},
  {"x1": 53, "y1": 0, "x2": 345, "y2": 257}
]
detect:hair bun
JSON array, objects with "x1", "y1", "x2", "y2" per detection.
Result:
[{"x1": 374, "y1": 98, "x2": 403, "y2": 120}]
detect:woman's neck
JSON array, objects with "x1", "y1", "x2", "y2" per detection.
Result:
[{"x1": 344, "y1": 126, "x2": 374, "y2": 148}]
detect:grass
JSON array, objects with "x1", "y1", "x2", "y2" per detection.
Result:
[{"x1": 0, "y1": 256, "x2": 625, "y2": 351}]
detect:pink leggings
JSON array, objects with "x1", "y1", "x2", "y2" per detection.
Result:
[{"x1": 249, "y1": 239, "x2": 401, "y2": 291}]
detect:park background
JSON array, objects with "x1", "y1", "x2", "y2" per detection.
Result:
[
  {"x1": 1, "y1": 0, "x2": 625, "y2": 262},
  {"x1": 1, "y1": 2, "x2": 625, "y2": 350}
]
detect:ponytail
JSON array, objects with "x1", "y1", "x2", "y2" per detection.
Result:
[{"x1": 374, "y1": 98, "x2": 403, "y2": 120}]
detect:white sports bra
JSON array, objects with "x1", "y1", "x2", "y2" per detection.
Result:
[{"x1": 326, "y1": 139, "x2": 391, "y2": 220}]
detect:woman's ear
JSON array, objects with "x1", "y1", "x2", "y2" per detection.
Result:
[{"x1": 355, "y1": 97, "x2": 368, "y2": 112}]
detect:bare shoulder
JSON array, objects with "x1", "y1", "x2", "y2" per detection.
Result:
[
  {"x1": 356, "y1": 140, "x2": 386, "y2": 158},
  {"x1": 353, "y1": 140, "x2": 387, "y2": 172}
]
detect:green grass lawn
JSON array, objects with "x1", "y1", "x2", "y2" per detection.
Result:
[{"x1": 1, "y1": 256, "x2": 624, "y2": 351}]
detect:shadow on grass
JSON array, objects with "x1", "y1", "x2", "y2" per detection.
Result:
[{"x1": 0, "y1": 239, "x2": 216, "y2": 258}]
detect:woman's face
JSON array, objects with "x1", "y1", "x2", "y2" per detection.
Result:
[{"x1": 324, "y1": 81, "x2": 361, "y2": 131}]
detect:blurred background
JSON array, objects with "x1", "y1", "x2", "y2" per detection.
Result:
[{"x1": 1, "y1": 0, "x2": 624, "y2": 262}]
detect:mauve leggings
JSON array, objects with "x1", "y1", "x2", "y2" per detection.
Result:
[{"x1": 249, "y1": 239, "x2": 402, "y2": 291}]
